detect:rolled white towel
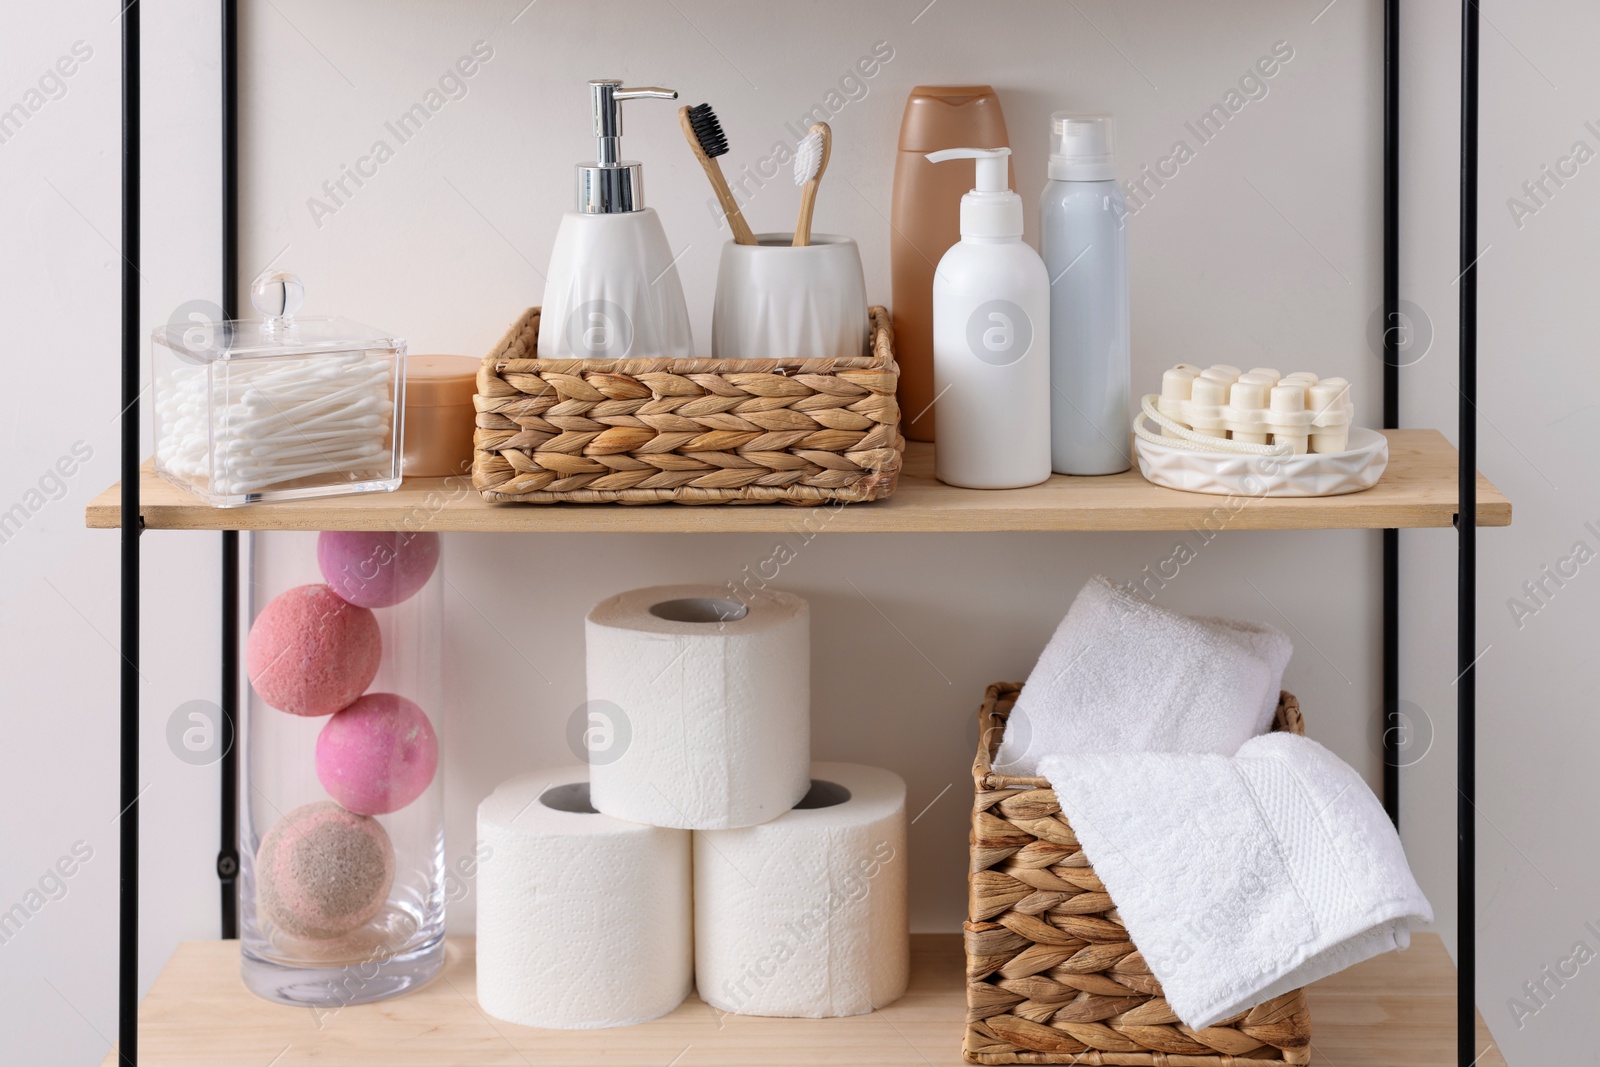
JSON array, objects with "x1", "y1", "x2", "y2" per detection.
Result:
[{"x1": 995, "y1": 576, "x2": 1291, "y2": 773}]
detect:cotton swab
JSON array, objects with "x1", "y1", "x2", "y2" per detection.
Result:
[{"x1": 155, "y1": 350, "x2": 397, "y2": 496}]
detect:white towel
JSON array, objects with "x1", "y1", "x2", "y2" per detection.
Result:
[
  {"x1": 1039, "y1": 732, "x2": 1432, "y2": 1029},
  {"x1": 995, "y1": 576, "x2": 1291, "y2": 773}
]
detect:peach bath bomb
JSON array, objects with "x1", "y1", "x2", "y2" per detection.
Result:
[
  {"x1": 316, "y1": 693, "x2": 440, "y2": 815},
  {"x1": 317, "y1": 530, "x2": 440, "y2": 609},
  {"x1": 246, "y1": 584, "x2": 382, "y2": 716},
  {"x1": 255, "y1": 801, "x2": 394, "y2": 940}
]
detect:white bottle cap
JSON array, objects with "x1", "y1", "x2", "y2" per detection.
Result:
[
  {"x1": 925, "y1": 147, "x2": 1022, "y2": 238},
  {"x1": 1049, "y1": 113, "x2": 1116, "y2": 181}
]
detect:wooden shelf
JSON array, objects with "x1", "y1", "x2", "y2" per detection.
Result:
[
  {"x1": 85, "y1": 430, "x2": 1509, "y2": 534},
  {"x1": 105, "y1": 933, "x2": 1500, "y2": 1066}
]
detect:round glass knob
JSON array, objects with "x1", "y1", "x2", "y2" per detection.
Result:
[{"x1": 250, "y1": 270, "x2": 305, "y2": 323}]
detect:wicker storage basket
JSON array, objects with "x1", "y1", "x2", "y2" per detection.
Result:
[
  {"x1": 471, "y1": 307, "x2": 903, "y2": 505},
  {"x1": 966, "y1": 682, "x2": 1312, "y2": 1066}
]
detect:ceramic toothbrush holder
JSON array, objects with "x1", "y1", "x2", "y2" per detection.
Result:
[{"x1": 712, "y1": 234, "x2": 869, "y2": 361}]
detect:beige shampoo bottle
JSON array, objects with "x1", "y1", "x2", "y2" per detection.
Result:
[{"x1": 890, "y1": 86, "x2": 1011, "y2": 442}]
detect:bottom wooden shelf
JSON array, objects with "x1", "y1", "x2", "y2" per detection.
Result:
[{"x1": 108, "y1": 933, "x2": 1502, "y2": 1066}]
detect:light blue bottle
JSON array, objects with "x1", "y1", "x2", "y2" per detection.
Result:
[{"x1": 1039, "y1": 113, "x2": 1130, "y2": 475}]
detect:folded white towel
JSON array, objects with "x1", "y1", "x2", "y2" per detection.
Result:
[
  {"x1": 995, "y1": 576, "x2": 1291, "y2": 773},
  {"x1": 1040, "y1": 732, "x2": 1432, "y2": 1029}
]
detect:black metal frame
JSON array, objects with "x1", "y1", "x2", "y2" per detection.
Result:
[
  {"x1": 1457, "y1": 0, "x2": 1481, "y2": 1059},
  {"x1": 218, "y1": 0, "x2": 242, "y2": 943},
  {"x1": 1382, "y1": 0, "x2": 1402, "y2": 828},
  {"x1": 113, "y1": 1, "x2": 1483, "y2": 1062},
  {"x1": 118, "y1": 3, "x2": 141, "y2": 1065}
]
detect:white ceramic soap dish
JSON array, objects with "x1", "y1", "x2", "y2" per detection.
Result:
[{"x1": 1135, "y1": 425, "x2": 1388, "y2": 497}]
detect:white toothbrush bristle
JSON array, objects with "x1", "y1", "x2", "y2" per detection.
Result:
[{"x1": 794, "y1": 130, "x2": 822, "y2": 185}]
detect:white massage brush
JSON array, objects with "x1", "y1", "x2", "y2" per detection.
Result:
[{"x1": 791, "y1": 122, "x2": 831, "y2": 247}]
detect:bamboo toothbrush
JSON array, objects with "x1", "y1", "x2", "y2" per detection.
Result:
[
  {"x1": 681, "y1": 103, "x2": 757, "y2": 245},
  {"x1": 791, "y1": 122, "x2": 832, "y2": 247}
]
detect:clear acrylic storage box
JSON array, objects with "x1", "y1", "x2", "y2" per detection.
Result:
[{"x1": 152, "y1": 271, "x2": 406, "y2": 507}]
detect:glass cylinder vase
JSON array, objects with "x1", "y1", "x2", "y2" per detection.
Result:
[{"x1": 239, "y1": 528, "x2": 446, "y2": 1006}]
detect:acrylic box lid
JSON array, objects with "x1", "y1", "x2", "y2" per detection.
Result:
[{"x1": 151, "y1": 272, "x2": 404, "y2": 363}]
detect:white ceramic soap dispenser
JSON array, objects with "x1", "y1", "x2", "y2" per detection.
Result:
[
  {"x1": 538, "y1": 80, "x2": 693, "y2": 360},
  {"x1": 925, "y1": 147, "x2": 1051, "y2": 489}
]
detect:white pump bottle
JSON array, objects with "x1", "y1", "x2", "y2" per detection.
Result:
[
  {"x1": 925, "y1": 147, "x2": 1052, "y2": 489},
  {"x1": 538, "y1": 80, "x2": 693, "y2": 360}
]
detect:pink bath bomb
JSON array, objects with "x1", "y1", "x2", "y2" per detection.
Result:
[
  {"x1": 317, "y1": 530, "x2": 440, "y2": 609},
  {"x1": 316, "y1": 693, "x2": 439, "y2": 815},
  {"x1": 255, "y1": 801, "x2": 394, "y2": 940},
  {"x1": 246, "y1": 584, "x2": 382, "y2": 716}
]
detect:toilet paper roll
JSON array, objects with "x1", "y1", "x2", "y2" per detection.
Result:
[
  {"x1": 476, "y1": 767, "x2": 692, "y2": 1028},
  {"x1": 695, "y1": 761, "x2": 909, "y2": 1018},
  {"x1": 585, "y1": 584, "x2": 810, "y2": 830}
]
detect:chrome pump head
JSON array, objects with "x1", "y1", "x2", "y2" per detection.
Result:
[{"x1": 577, "y1": 79, "x2": 678, "y2": 214}]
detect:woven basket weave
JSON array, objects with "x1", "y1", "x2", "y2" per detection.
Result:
[
  {"x1": 965, "y1": 683, "x2": 1312, "y2": 1066},
  {"x1": 471, "y1": 307, "x2": 903, "y2": 505}
]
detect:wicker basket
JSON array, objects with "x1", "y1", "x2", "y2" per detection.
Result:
[
  {"x1": 471, "y1": 307, "x2": 903, "y2": 505},
  {"x1": 965, "y1": 683, "x2": 1312, "y2": 1066}
]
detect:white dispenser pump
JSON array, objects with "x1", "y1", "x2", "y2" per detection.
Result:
[
  {"x1": 922, "y1": 147, "x2": 1050, "y2": 489},
  {"x1": 537, "y1": 78, "x2": 694, "y2": 360},
  {"x1": 578, "y1": 80, "x2": 678, "y2": 214},
  {"x1": 925, "y1": 147, "x2": 1022, "y2": 239}
]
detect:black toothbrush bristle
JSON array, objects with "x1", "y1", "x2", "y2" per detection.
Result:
[{"x1": 686, "y1": 103, "x2": 729, "y2": 158}]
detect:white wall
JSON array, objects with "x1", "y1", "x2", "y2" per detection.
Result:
[
  {"x1": 1406, "y1": 1, "x2": 1600, "y2": 1061},
  {"x1": 0, "y1": 1, "x2": 1586, "y2": 1063}
]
